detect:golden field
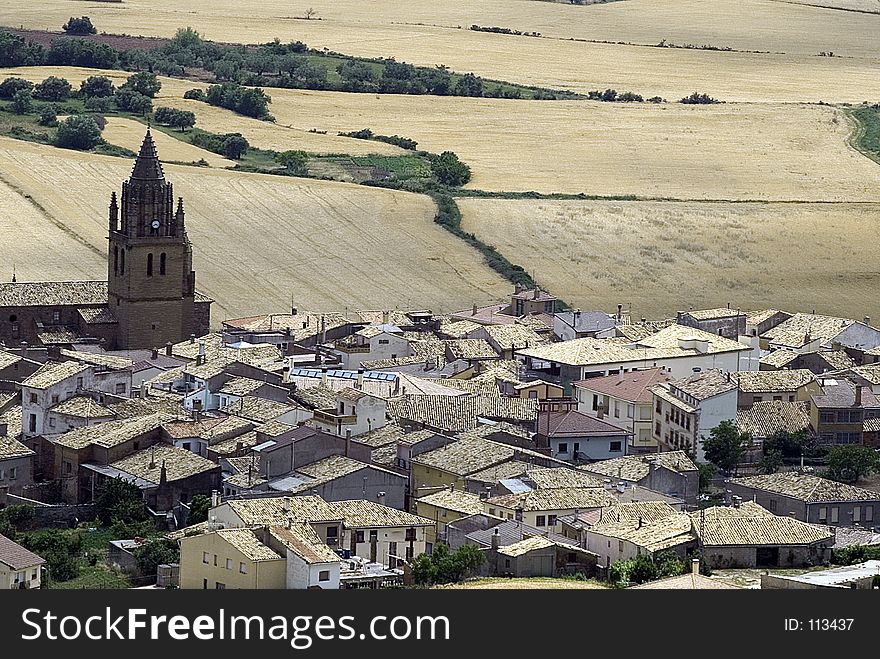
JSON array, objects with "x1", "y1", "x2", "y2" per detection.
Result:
[
  {"x1": 0, "y1": 67, "x2": 403, "y2": 156},
  {"x1": 458, "y1": 198, "x2": 880, "y2": 320},
  {"x1": 0, "y1": 137, "x2": 510, "y2": 320},
  {"x1": 101, "y1": 117, "x2": 233, "y2": 168},
  {"x1": 3, "y1": 0, "x2": 880, "y2": 102},
  {"x1": 7, "y1": 67, "x2": 877, "y2": 200}
]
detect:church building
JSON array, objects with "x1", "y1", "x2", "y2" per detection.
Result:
[{"x1": 0, "y1": 129, "x2": 211, "y2": 350}]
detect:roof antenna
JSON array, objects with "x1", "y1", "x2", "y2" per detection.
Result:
[{"x1": 11, "y1": 264, "x2": 16, "y2": 283}]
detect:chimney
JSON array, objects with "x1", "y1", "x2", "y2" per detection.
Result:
[
  {"x1": 637, "y1": 516, "x2": 643, "y2": 529},
  {"x1": 356, "y1": 368, "x2": 364, "y2": 390},
  {"x1": 198, "y1": 340, "x2": 206, "y2": 357},
  {"x1": 533, "y1": 288, "x2": 539, "y2": 300},
  {"x1": 854, "y1": 385, "x2": 862, "y2": 407},
  {"x1": 617, "y1": 303, "x2": 622, "y2": 320},
  {"x1": 597, "y1": 403, "x2": 605, "y2": 420},
  {"x1": 491, "y1": 528, "x2": 500, "y2": 551},
  {"x1": 190, "y1": 334, "x2": 196, "y2": 344},
  {"x1": 321, "y1": 366, "x2": 328, "y2": 386},
  {"x1": 291, "y1": 306, "x2": 298, "y2": 316},
  {"x1": 382, "y1": 310, "x2": 389, "y2": 325},
  {"x1": 603, "y1": 479, "x2": 613, "y2": 491},
  {"x1": 865, "y1": 316, "x2": 871, "y2": 326},
  {"x1": 151, "y1": 347, "x2": 159, "y2": 360},
  {"x1": 149, "y1": 445, "x2": 156, "y2": 469},
  {"x1": 210, "y1": 490, "x2": 221, "y2": 508},
  {"x1": 139, "y1": 384, "x2": 148, "y2": 399},
  {"x1": 691, "y1": 558, "x2": 700, "y2": 576},
  {"x1": 472, "y1": 304, "x2": 478, "y2": 316},
  {"x1": 165, "y1": 342, "x2": 173, "y2": 356},
  {"x1": 616, "y1": 481, "x2": 626, "y2": 494},
  {"x1": 345, "y1": 429, "x2": 352, "y2": 457}
]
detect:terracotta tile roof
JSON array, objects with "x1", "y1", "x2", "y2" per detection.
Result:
[
  {"x1": 0, "y1": 533, "x2": 45, "y2": 570},
  {"x1": 416, "y1": 488, "x2": 486, "y2": 516},
  {"x1": 53, "y1": 413, "x2": 165, "y2": 449},
  {"x1": 110, "y1": 444, "x2": 218, "y2": 483},
  {"x1": 50, "y1": 396, "x2": 115, "y2": 419},
  {"x1": 582, "y1": 451, "x2": 698, "y2": 482},
  {"x1": 692, "y1": 505, "x2": 833, "y2": 546},
  {"x1": 223, "y1": 312, "x2": 349, "y2": 340},
  {"x1": 852, "y1": 365, "x2": 880, "y2": 386},
  {"x1": 573, "y1": 368, "x2": 671, "y2": 404},
  {"x1": 444, "y1": 338, "x2": 498, "y2": 360},
  {"x1": 746, "y1": 309, "x2": 788, "y2": 327},
  {"x1": 224, "y1": 495, "x2": 343, "y2": 526},
  {"x1": 486, "y1": 487, "x2": 616, "y2": 512},
  {"x1": 59, "y1": 349, "x2": 132, "y2": 370},
  {"x1": 496, "y1": 535, "x2": 556, "y2": 557},
  {"x1": 438, "y1": 320, "x2": 481, "y2": 339},
  {"x1": 589, "y1": 513, "x2": 696, "y2": 553},
  {"x1": 222, "y1": 396, "x2": 296, "y2": 423},
  {"x1": 759, "y1": 349, "x2": 800, "y2": 369},
  {"x1": 736, "y1": 401, "x2": 811, "y2": 438},
  {"x1": 683, "y1": 308, "x2": 745, "y2": 321},
  {"x1": 326, "y1": 500, "x2": 433, "y2": 528},
  {"x1": 538, "y1": 409, "x2": 630, "y2": 437},
  {"x1": 669, "y1": 369, "x2": 737, "y2": 400},
  {"x1": 762, "y1": 313, "x2": 854, "y2": 348},
  {"x1": 388, "y1": 393, "x2": 537, "y2": 433},
  {"x1": 22, "y1": 361, "x2": 90, "y2": 390},
  {"x1": 524, "y1": 467, "x2": 604, "y2": 489},
  {"x1": 629, "y1": 573, "x2": 738, "y2": 589},
  {"x1": 0, "y1": 280, "x2": 107, "y2": 307},
  {"x1": 728, "y1": 473, "x2": 880, "y2": 503},
  {"x1": 732, "y1": 369, "x2": 816, "y2": 393},
  {"x1": 214, "y1": 528, "x2": 281, "y2": 562},
  {"x1": 209, "y1": 430, "x2": 259, "y2": 456},
  {"x1": 465, "y1": 460, "x2": 534, "y2": 483},
  {"x1": 0, "y1": 434, "x2": 34, "y2": 460},
  {"x1": 268, "y1": 524, "x2": 340, "y2": 564}
]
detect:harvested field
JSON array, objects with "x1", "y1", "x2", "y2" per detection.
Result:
[
  {"x1": 3, "y1": 1, "x2": 880, "y2": 101},
  {"x1": 240, "y1": 90, "x2": 880, "y2": 200},
  {"x1": 0, "y1": 67, "x2": 404, "y2": 157},
  {"x1": 458, "y1": 198, "x2": 880, "y2": 320},
  {"x1": 0, "y1": 137, "x2": 509, "y2": 320},
  {"x1": 100, "y1": 117, "x2": 234, "y2": 168}
]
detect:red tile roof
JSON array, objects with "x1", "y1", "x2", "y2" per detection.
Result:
[{"x1": 573, "y1": 368, "x2": 671, "y2": 404}]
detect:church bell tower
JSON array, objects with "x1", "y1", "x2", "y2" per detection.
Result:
[{"x1": 107, "y1": 128, "x2": 198, "y2": 349}]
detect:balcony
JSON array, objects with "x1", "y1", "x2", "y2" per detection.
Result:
[
  {"x1": 312, "y1": 409, "x2": 357, "y2": 425},
  {"x1": 333, "y1": 343, "x2": 371, "y2": 354}
]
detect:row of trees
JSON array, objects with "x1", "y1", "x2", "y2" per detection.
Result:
[
  {"x1": 701, "y1": 421, "x2": 880, "y2": 484},
  {"x1": 185, "y1": 83, "x2": 272, "y2": 120},
  {"x1": 0, "y1": 28, "x2": 567, "y2": 100}
]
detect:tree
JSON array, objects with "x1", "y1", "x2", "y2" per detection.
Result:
[
  {"x1": 155, "y1": 107, "x2": 196, "y2": 131},
  {"x1": 79, "y1": 75, "x2": 115, "y2": 98},
  {"x1": 0, "y1": 31, "x2": 46, "y2": 67},
  {"x1": 134, "y1": 538, "x2": 180, "y2": 579},
  {"x1": 10, "y1": 89, "x2": 33, "y2": 114},
  {"x1": 759, "y1": 449, "x2": 784, "y2": 475},
  {"x1": 411, "y1": 544, "x2": 485, "y2": 586},
  {"x1": 93, "y1": 476, "x2": 147, "y2": 525},
  {"x1": 34, "y1": 75, "x2": 72, "y2": 101},
  {"x1": 680, "y1": 91, "x2": 720, "y2": 104},
  {"x1": 430, "y1": 151, "x2": 471, "y2": 186},
  {"x1": 186, "y1": 494, "x2": 211, "y2": 525},
  {"x1": 0, "y1": 76, "x2": 33, "y2": 99},
  {"x1": 183, "y1": 88, "x2": 206, "y2": 101},
  {"x1": 170, "y1": 27, "x2": 204, "y2": 52},
  {"x1": 123, "y1": 71, "x2": 162, "y2": 98},
  {"x1": 454, "y1": 72, "x2": 484, "y2": 97},
  {"x1": 115, "y1": 88, "x2": 153, "y2": 114},
  {"x1": 702, "y1": 420, "x2": 751, "y2": 475},
  {"x1": 826, "y1": 445, "x2": 880, "y2": 483},
  {"x1": 697, "y1": 461, "x2": 717, "y2": 493},
  {"x1": 62, "y1": 16, "x2": 97, "y2": 36},
  {"x1": 277, "y1": 149, "x2": 309, "y2": 175},
  {"x1": 609, "y1": 554, "x2": 658, "y2": 587},
  {"x1": 221, "y1": 134, "x2": 249, "y2": 159},
  {"x1": 38, "y1": 105, "x2": 58, "y2": 126}
]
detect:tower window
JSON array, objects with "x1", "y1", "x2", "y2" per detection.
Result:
[
  {"x1": 147, "y1": 253, "x2": 153, "y2": 277},
  {"x1": 120, "y1": 249, "x2": 125, "y2": 275},
  {"x1": 113, "y1": 246, "x2": 118, "y2": 276},
  {"x1": 160, "y1": 252, "x2": 166, "y2": 275}
]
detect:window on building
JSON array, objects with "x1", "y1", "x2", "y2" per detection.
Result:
[
  {"x1": 819, "y1": 411, "x2": 835, "y2": 424},
  {"x1": 76, "y1": 377, "x2": 83, "y2": 389},
  {"x1": 618, "y1": 541, "x2": 624, "y2": 553},
  {"x1": 226, "y1": 558, "x2": 233, "y2": 570},
  {"x1": 48, "y1": 417, "x2": 55, "y2": 428},
  {"x1": 378, "y1": 339, "x2": 389, "y2": 345},
  {"x1": 831, "y1": 507, "x2": 839, "y2": 524},
  {"x1": 327, "y1": 527, "x2": 339, "y2": 544},
  {"x1": 160, "y1": 252, "x2": 166, "y2": 276},
  {"x1": 318, "y1": 570, "x2": 330, "y2": 582},
  {"x1": 28, "y1": 414, "x2": 36, "y2": 433},
  {"x1": 113, "y1": 246, "x2": 119, "y2": 276},
  {"x1": 202, "y1": 552, "x2": 210, "y2": 564},
  {"x1": 609, "y1": 441, "x2": 622, "y2": 452},
  {"x1": 115, "y1": 383, "x2": 126, "y2": 394},
  {"x1": 488, "y1": 508, "x2": 495, "y2": 516},
  {"x1": 627, "y1": 404, "x2": 634, "y2": 419},
  {"x1": 853, "y1": 506, "x2": 861, "y2": 523},
  {"x1": 558, "y1": 443, "x2": 568, "y2": 454},
  {"x1": 818, "y1": 507, "x2": 827, "y2": 522},
  {"x1": 203, "y1": 579, "x2": 208, "y2": 589},
  {"x1": 866, "y1": 506, "x2": 874, "y2": 522},
  {"x1": 213, "y1": 554, "x2": 218, "y2": 567},
  {"x1": 505, "y1": 559, "x2": 511, "y2": 569},
  {"x1": 369, "y1": 530, "x2": 378, "y2": 542},
  {"x1": 405, "y1": 528, "x2": 416, "y2": 542},
  {"x1": 11, "y1": 322, "x2": 18, "y2": 338},
  {"x1": 535, "y1": 515, "x2": 546, "y2": 527},
  {"x1": 547, "y1": 515, "x2": 557, "y2": 526},
  {"x1": 768, "y1": 499, "x2": 777, "y2": 513},
  {"x1": 239, "y1": 563, "x2": 247, "y2": 574},
  {"x1": 146, "y1": 253, "x2": 153, "y2": 277},
  {"x1": 29, "y1": 393, "x2": 37, "y2": 404},
  {"x1": 656, "y1": 400, "x2": 662, "y2": 414},
  {"x1": 528, "y1": 390, "x2": 538, "y2": 399},
  {"x1": 52, "y1": 310, "x2": 61, "y2": 324},
  {"x1": 655, "y1": 422, "x2": 661, "y2": 436},
  {"x1": 592, "y1": 394, "x2": 599, "y2": 411},
  {"x1": 614, "y1": 402, "x2": 620, "y2": 418},
  {"x1": 216, "y1": 583, "x2": 226, "y2": 590},
  {"x1": 120, "y1": 249, "x2": 125, "y2": 275}
]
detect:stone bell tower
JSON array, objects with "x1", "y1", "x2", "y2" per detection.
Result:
[{"x1": 107, "y1": 128, "x2": 198, "y2": 349}]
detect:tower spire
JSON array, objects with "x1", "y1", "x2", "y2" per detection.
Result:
[{"x1": 129, "y1": 127, "x2": 164, "y2": 181}]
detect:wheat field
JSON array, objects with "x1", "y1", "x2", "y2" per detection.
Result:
[
  {"x1": 3, "y1": 1, "x2": 880, "y2": 102},
  {"x1": 101, "y1": 117, "x2": 234, "y2": 168},
  {"x1": 458, "y1": 198, "x2": 880, "y2": 320},
  {"x1": 0, "y1": 137, "x2": 510, "y2": 320},
  {"x1": 0, "y1": 67, "x2": 404, "y2": 156}
]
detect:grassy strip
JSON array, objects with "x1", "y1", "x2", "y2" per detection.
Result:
[{"x1": 847, "y1": 105, "x2": 880, "y2": 165}]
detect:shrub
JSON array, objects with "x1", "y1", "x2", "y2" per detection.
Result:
[
  {"x1": 115, "y1": 88, "x2": 153, "y2": 114},
  {"x1": 122, "y1": 71, "x2": 162, "y2": 98},
  {"x1": 680, "y1": 91, "x2": 720, "y2": 104},
  {"x1": 186, "y1": 494, "x2": 211, "y2": 525},
  {"x1": 134, "y1": 538, "x2": 180, "y2": 578},
  {"x1": 62, "y1": 16, "x2": 97, "y2": 36},
  {"x1": 83, "y1": 96, "x2": 114, "y2": 112},
  {"x1": 79, "y1": 75, "x2": 115, "y2": 98},
  {"x1": 154, "y1": 106, "x2": 196, "y2": 131},
  {"x1": 0, "y1": 77, "x2": 33, "y2": 99},
  {"x1": 94, "y1": 477, "x2": 147, "y2": 525},
  {"x1": 34, "y1": 75, "x2": 72, "y2": 101},
  {"x1": 277, "y1": 149, "x2": 309, "y2": 175},
  {"x1": 203, "y1": 82, "x2": 271, "y2": 119},
  {"x1": 429, "y1": 151, "x2": 471, "y2": 186},
  {"x1": 183, "y1": 88, "x2": 206, "y2": 101},
  {"x1": 412, "y1": 543, "x2": 485, "y2": 585},
  {"x1": 10, "y1": 89, "x2": 33, "y2": 114},
  {"x1": 221, "y1": 134, "x2": 249, "y2": 159}
]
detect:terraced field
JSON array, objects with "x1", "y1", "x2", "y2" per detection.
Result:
[{"x1": 0, "y1": 137, "x2": 510, "y2": 320}]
